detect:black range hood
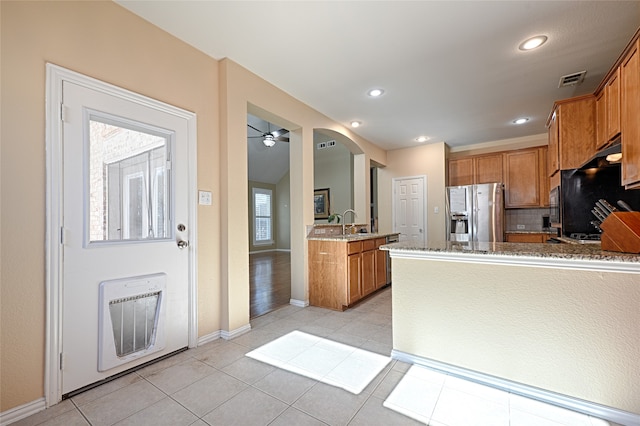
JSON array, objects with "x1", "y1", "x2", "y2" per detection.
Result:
[{"x1": 577, "y1": 138, "x2": 622, "y2": 171}]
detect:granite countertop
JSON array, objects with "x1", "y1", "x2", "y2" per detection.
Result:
[
  {"x1": 307, "y1": 232, "x2": 400, "y2": 242},
  {"x1": 381, "y1": 240, "x2": 640, "y2": 264}
]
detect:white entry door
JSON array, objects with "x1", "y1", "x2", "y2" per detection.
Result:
[
  {"x1": 393, "y1": 176, "x2": 426, "y2": 243},
  {"x1": 59, "y1": 78, "x2": 194, "y2": 395}
]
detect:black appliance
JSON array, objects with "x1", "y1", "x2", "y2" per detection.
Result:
[{"x1": 554, "y1": 165, "x2": 640, "y2": 237}]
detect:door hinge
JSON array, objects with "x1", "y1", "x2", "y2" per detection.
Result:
[
  {"x1": 60, "y1": 227, "x2": 69, "y2": 245},
  {"x1": 166, "y1": 159, "x2": 172, "y2": 170},
  {"x1": 59, "y1": 353, "x2": 65, "y2": 370},
  {"x1": 60, "y1": 103, "x2": 67, "y2": 122}
]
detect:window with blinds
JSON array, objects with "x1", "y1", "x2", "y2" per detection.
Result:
[{"x1": 253, "y1": 187, "x2": 273, "y2": 245}]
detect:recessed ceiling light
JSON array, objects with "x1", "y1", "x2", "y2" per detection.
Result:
[
  {"x1": 513, "y1": 118, "x2": 529, "y2": 125},
  {"x1": 367, "y1": 88, "x2": 384, "y2": 97},
  {"x1": 351, "y1": 121, "x2": 361, "y2": 128},
  {"x1": 519, "y1": 35, "x2": 548, "y2": 51},
  {"x1": 415, "y1": 136, "x2": 430, "y2": 143}
]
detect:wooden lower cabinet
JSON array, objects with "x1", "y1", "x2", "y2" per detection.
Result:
[
  {"x1": 309, "y1": 237, "x2": 389, "y2": 310},
  {"x1": 375, "y1": 239, "x2": 388, "y2": 288},
  {"x1": 505, "y1": 233, "x2": 550, "y2": 243},
  {"x1": 347, "y1": 252, "x2": 362, "y2": 304},
  {"x1": 361, "y1": 250, "x2": 376, "y2": 297}
]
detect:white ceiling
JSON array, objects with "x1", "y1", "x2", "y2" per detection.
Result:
[{"x1": 116, "y1": 1, "x2": 639, "y2": 151}]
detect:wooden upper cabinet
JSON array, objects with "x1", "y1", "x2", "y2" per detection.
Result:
[
  {"x1": 621, "y1": 38, "x2": 640, "y2": 188},
  {"x1": 448, "y1": 153, "x2": 503, "y2": 186},
  {"x1": 449, "y1": 147, "x2": 548, "y2": 207},
  {"x1": 448, "y1": 158, "x2": 473, "y2": 186},
  {"x1": 595, "y1": 70, "x2": 619, "y2": 151},
  {"x1": 504, "y1": 148, "x2": 540, "y2": 208},
  {"x1": 538, "y1": 146, "x2": 549, "y2": 207},
  {"x1": 547, "y1": 95, "x2": 596, "y2": 173},
  {"x1": 606, "y1": 68, "x2": 621, "y2": 142},
  {"x1": 474, "y1": 153, "x2": 504, "y2": 184},
  {"x1": 596, "y1": 90, "x2": 607, "y2": 150},
  {"x1": 547, "y1": 110, "x2": 560, "y2": 176}
]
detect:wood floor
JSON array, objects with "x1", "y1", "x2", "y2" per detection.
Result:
[{"x1": 249, "y1": 251, "x2": 291, "y2": 318}]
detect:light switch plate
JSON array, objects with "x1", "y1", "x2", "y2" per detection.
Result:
[{"x1": 198, "y1": 191, "x2": 212, "y2": 206}]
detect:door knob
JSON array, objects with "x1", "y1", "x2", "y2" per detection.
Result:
[{"x1": 177, "y1": 240, "x2": 189, "y2": 249}]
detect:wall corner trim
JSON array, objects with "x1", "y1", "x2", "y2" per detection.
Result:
[
  {"x1": 289, "y1": 299, "x2": 309, "y2": 308},
  {"x1": 220, "y1": 324, "x2": 251, "y2": 340}
]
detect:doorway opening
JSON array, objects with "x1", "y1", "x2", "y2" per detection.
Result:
[{"x1": 247, "y1": 113, "x2": 291, "y2": 318}]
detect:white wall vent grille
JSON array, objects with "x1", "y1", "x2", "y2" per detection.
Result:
[{"x1": 558, "y1": 71, "x2": 587, "y2": 88}]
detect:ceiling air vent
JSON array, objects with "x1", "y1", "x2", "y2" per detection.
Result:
[{"x1": 558, "y1": 71, "x2": 586, "y2": 88}]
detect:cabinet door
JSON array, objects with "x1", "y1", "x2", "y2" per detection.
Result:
[
  {"x1": 347, "y1": 253, "x2": 362, "y2": 304},
  {"x1": 538, "y1": 147, "x2": 549, "y2": 207},
  {"x1": 474, "y1": 153, "x2": 503, "y2": 184},
  {"x1": 375, "y1": 244, "x2": 388, "y2": 288},
  {"x1": 548, "y1": 110, "x2": 559, "y2": 176},
  {"x1": 361, "y1": 250, "x2": 376, "y2": 296},
  {"x1": 504, "y1": 149, "x2": 540, "y2": 208},
  {"x1": 558, "y1": 96, "x2": 596, "y2": 170},
  {"x1": 448, "y1": 158, "x2": 473, "y2": 186},
  {"x1": 607, "y1": 68, "x2": 621, "y2": 142},
  {"x1": 621, "y1": 39, "x2": 640, "y2": 188},
  {"x1": 506, "y1": 233, "x2": 546, "y2": 243},
  {"x1": 596, "y1": 90, "x2": 607, "y2": 150}
]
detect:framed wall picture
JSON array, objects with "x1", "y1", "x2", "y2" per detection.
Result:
[{"x1": 314, "y1": 188, "x2": 330, "y2": 219}]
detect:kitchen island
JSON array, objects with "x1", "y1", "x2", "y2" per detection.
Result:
[
  {"x1": 382, "y1": 240, "x2": 639, "y2": 425},
  {"x1": 307, "y1": 232, "x2": 399, "y2": 310}
]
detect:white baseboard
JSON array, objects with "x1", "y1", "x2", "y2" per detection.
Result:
[
  {"x1": 289, "y1": 298, "x2": 308, "y2": 308},
  {"x1": 197, "y1": 330, "x2": 221, "y2": 346},
  {"x1": 391, "y1": 349, "x2": 640, "y2": 426},
  {"x1": 0, "y1": 397, "x2": 46, "y2": 426},
  {"x1": 220, "y1": 323, "x2": 251, "y2": 340},
  {"x1": 248, "y1": 248, "x2": 291, "y2": 254}
]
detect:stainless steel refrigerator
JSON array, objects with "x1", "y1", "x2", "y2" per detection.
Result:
[{"x1": 445, "y1": 183, "x2": 504, "y2": 242}]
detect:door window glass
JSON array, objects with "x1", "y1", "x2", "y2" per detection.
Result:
[{"x1": 89, "y1": 115, "x2": 171, "y2": 242}]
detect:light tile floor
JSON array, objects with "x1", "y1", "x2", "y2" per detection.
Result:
[{"x1": 14, "y1": 288, "x2": 616, "y2": 426}]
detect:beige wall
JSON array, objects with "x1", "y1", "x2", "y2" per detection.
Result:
[
  {"x1": 392, "y1": 257, "x2": 640, "y2": 414},
  {"x1": 0, "y1": 1, "x2": 388, "y2": 412},
  {"x1": 218, "y1": 59, "x2": 386, "y2": 326},
  {"x1": 377, "y1": 142, "x2": 448, "y2": 240},
  {"x1": 0, "y1": 0, "x2": 221, "y2": 411},
  {"x1": 276, "y1": 171, "x2": 291, "y2": 250}
]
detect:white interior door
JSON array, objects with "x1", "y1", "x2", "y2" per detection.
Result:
[
  {"x1": 60, "y1": 80, "x2": 193, "y2": 395},
  {"x1": 393, "y1": 176, "x2": 426, "y2": 243}
]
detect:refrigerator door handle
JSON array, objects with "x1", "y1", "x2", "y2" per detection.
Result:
[{"x1": 472, "y1": 188, "x2": 478, "y2": 242}]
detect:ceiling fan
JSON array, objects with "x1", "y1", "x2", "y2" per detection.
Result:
[{"x1": 247, "y1": 123, "x2": 289, "y2": 147}]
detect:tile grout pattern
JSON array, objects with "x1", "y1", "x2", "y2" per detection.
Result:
[{"x1": 13, "y1": 287, "x2": 616, "y2": 426}]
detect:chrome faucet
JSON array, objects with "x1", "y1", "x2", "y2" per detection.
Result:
[{"x1": 342, "y1": 209, "x2": 357, "y2": 235}]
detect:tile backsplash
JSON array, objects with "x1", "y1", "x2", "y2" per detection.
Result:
[{"x1": 506, "y1": 208, "x2": 554, "y2": 232}]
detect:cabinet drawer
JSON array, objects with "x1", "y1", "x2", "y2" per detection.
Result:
[
  {"x1": 362, "y1": 239, "x2": 376, "y2": 251},
  {"x1": 375, "y1": 238, "x2": 387, "y2": 248},
  {"x1": 506, "y1": 233, "x2": 547, "y2": 243},
  {"x1": 347, "y1": 241, "x2": 363, "y2": 255}
]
